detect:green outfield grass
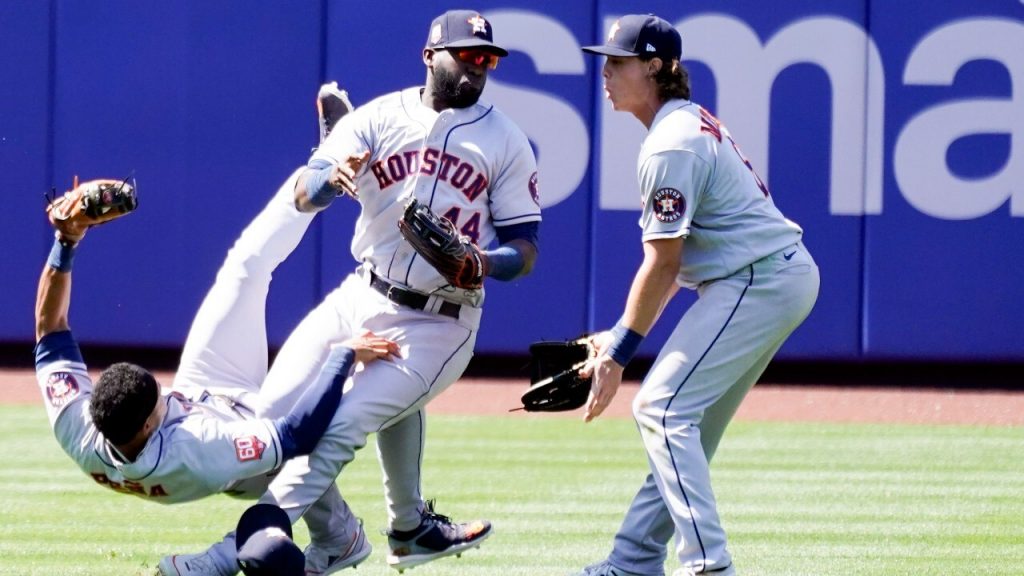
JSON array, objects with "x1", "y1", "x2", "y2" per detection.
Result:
[{"x1": 0, "y1": 405, "x2": 1022, "y2": 576}]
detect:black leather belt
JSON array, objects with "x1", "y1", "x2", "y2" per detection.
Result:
[{"x1": 369, "y1": 271, "x2": 460, "y2": 319}]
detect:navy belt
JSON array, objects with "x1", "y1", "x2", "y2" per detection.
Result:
[{"x1": 369, "y1": 271, "x2": 460, "y2": 319}]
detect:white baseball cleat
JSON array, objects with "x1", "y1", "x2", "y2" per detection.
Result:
[
  {"x1": 304, "y1": 521, "x2": 373, "y2": 574},
  {"x1": 157, "y1": 551, "x2": 236, "y2": 576}
]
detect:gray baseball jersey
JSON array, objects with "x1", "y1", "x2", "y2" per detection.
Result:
[
  {"x1": 311, "y1": 86, "x2": 541, "y2": 304},
  {"x1": 159, "y1": 171, "x2": 365, "y2": 571},
  {"x1": 606, "y1": 100, "x2": 819, "y2": 575},
  {"x1": 33, "y1": 176, "x2": 326, "y2": 506},
  {"x1": 638, "y1": 100, "x2": 803, "y2": 288},
  {"x1": 35, "y1": 352, "x2": 283, "y2": 503},
  {"x1": 257, "y1": 88, "x2": 540, "y2": 534}
]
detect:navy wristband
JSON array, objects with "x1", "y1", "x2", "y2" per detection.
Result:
[
  {"x1": 608, "y1": 323, "x2": 644, "y2": 367},
  {"x1": 305, "y1": 165, "x2": 338, "y2": 208},
  {"x1": 483, "y1": 245, "x2": 525, "y2": 280},
  {"x1": 47, "y1": 237, "x2": 76, "y2": 273}
]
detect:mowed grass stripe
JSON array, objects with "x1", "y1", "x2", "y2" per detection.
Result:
[{"x1": 1, "y1": 407, "x2": 1022, "y2": 575}]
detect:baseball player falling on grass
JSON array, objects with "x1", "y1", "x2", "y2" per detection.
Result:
[
  {"x1": 575, "y1": 14, "x2": 820, "y2": 576},
  {"x1": 33, "y1": 170, "x2": 399, "y2": 575},
  {"x1": 171, "y1": 8, "x2": 542, "y2": 576}
]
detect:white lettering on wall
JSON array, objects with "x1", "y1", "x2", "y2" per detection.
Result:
[
  {"x1": 485, "y1": 10, "x2": 590, "y2": 208},
  {"x1": 599, "y1": 14, "x2": 885, "y2": 215},
  {"x1": 486, "y1": 10, "x2": 1022, "y2": 220},
  {"x1": 895, "y1": 18, "x2": 1024, "y2": 219}
]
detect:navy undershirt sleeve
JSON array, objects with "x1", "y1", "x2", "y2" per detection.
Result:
[
  {"x1": 274, "y1": 346, "x2": 356, "y2": 460},
  {"x1": 34, "y1": 330, "x2": 85, "y2": 369},
  {"x1": 487, "y1": 221, "x2": 540, "y2": 280},
  {"x1": 495, "y1": 221, "x2": 539, "y2": 246}
]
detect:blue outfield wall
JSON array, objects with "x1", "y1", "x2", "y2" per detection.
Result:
[{"x1": 1, "y1": 0, "x2": 1021, "y2": 362}]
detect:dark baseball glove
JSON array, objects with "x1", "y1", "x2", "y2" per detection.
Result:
[
  {"x1": 519, "y1": 337, "x2": 593, "y2": 412},
  {"x1": 46, "y1": 176, "x2": 138, "y2": 243},
  {"x1": 398, "y1": 197, "x2": 486, "y2": 289}
]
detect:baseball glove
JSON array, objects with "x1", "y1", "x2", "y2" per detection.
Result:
[
  {"x1": 46, "y1": 176, "x2": 138, "y2": 244},
  {"x1": 398, "y1": 197, "x2": 486, "y2": 289},
  {"x1": 519, "y1": 337, "x2": 593, "y2": 412}
]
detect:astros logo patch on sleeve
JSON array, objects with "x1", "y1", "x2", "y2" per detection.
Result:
[
  {"x1": 529, "y1": 172, "x2": 540, "y2": 205},
  {"x1": 46, "y1": 372, "x2": 81, "y2": 409},
  {"x1": 234, "y1": 435, "x2": 267, "y2": 462},
  {"x1": 653, "y1": 188, "x2": 685, "y2": 223}
]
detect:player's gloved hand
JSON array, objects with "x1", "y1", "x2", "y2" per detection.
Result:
[
  {"x1": 398, "y1": 197, "x2": 488, "y2": 289},
  {"x1": 47, "y1": 176, "x2": 137, "y2": 244},
  {"x1": 517, "y1": 337, "x2": 592, "y2": 412}
]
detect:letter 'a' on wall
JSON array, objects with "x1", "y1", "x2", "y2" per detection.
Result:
[{"x1": 895, "y1": 18, "x2": 1024, "y2": 219}]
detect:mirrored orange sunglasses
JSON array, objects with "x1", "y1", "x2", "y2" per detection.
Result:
[{"x1": 451, "y1": 48, "x2": 500, "y2": 70}]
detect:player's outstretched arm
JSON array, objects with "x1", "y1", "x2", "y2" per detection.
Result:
[
  {"x1": 293, "y1": 151, "x2": 371, "y2": 212},
  {"x1": 36, "y1": 177, "x2": 137, "y2": 341},
  {"x1": 273, "y1": 332, "x2": 399, "y2": 460},
  {"x1": 295, "y1": 81, "x2": 362, "y2": 212},
  {"x1": 36, "y1": 183, "x2": 84, "y2": 342},
  {"x1": 580, "y1": 237, "x2": 682, "y2": 422},
  {"x1": 35, "y1": 241, "x2": 74, "y2": 342}
]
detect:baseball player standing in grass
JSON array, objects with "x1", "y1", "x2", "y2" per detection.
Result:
[
  {"x1": 176, "y1": 9, "x2": 542, "y2": 575},
  {"x1": 33, "y1": 171, "x2": 399, "y2": 575},
  {"x1": 576, "y1": 14, "x2": 819, "y2": 576}
]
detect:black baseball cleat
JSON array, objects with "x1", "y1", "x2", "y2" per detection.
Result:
[
  {"x1": 384, "y1": 500, "x2": 492, "y2": 573},
  {"x1": 316, "y1": 81, "x2": 354, "y2": 145}
]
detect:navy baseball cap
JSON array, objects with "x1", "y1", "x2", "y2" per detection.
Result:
[
  {"x1": 235, "y1": 504, "x2": 304, "y2": 576},
  {"x1": 426, "y1": 9, "x2": 508, "y2": 57},
  {"x1": 583, "y1": 14, "x2": 682, "y2": 61}
]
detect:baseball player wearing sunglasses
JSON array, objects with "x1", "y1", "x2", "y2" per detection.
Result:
[{"x1": 166, "y1": 9, "x2": 540, "y2": 576}]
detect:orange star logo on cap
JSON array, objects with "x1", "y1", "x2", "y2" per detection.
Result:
[
  {"x1": 468, "y1": 14, "x2": 488, "y2": 34},
  {"x1": 607, "y1": 20, "x2": 621, "y2": 42}
]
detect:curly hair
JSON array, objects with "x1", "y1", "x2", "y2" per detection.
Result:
[
  {"x1": 642, "y1": 55, "x2": 691, "y2": 101},
  {"x1": 90, "y1": 362, "x2": 159, "y2": 445}
]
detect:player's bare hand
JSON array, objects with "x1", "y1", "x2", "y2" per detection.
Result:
[
  {"x1": 583, "y1": 331, "x2": 613, "y2": 364},
  {"x1": 330, "y1": 151, "x2": 371, "y2": 199},
  {"x1": 341, "y1": 330, "x2": 400, "y2": 364},
  {"x1": 579, "y1": 330, "x2": 612, "y2": 380},
  {"x1": 583, "y1": 353, "x2": 624, "y2": 422}
]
